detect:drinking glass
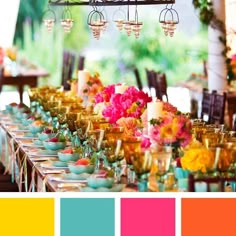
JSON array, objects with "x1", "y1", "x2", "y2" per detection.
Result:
[
  {"x1": 132, "y1": 149, "x2": 152, "y2": 191},
  {"x1": 122, "y1": 137, "x2": 142, "y2": 185},
  {"x1": 151, "y1": 147, "x2": 172, "y2": 191}
]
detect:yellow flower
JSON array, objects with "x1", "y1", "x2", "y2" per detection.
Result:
[
  {"x1": 160, "y1": 118, "x2": 179, "y2": 141},
  {"x1": 181, "y1": 148, "x2": 215, "y2": 173},
  {"x1": 127, "y1": 102, "x2": 139, "y2": 114}
]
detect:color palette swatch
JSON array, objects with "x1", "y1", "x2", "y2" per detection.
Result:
[
  {"x1": 182, "y1": 198, "x2": 236, "y2": 236},
  {"x1": 0, "y1": 198, "x2": 54, "y2": 236},
  {"x1": 121, "y1": 198, "x2": 175, "y2": 236},
  {"x1": 60, "y1": 198, "x2": 115, "y2": 236},
  {"x1": 2, "y1": 197, "x2": 235, "y2": 236}
]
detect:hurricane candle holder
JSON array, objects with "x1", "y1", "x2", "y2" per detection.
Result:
[{"x1": 159, "y1": 4, "x2": 179, "y2": 37}]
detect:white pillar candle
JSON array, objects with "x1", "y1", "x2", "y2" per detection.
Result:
[
  {"x1": 77, "y1": 70, "x2": 90, "y2": 97},
  {"x1": 147, "y1": 100, "x2": 163, "y2": 135},
  {"x1": 147, "y1": 100, "x2": 163, "y2": 121},
  {"x1": 115, "y1": 84, "x2": 128, "y2": 94}
]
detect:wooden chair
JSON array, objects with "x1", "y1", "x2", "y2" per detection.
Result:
[
  {"x1": 200, "y1": 88, "x2": 214, "y2": 123},
  {"x1": 77, "y1": 55, "x2": 85, "y2": 71},
  {"x1": 188, "y1": 173, "x2": 236, "y2": 192},
  {"x1": 210, "y1": 91, "x2": 226, "y2": 124},
  {"x1": 155, "y1": 72, "x2": 168, "y2": 102},
  {"x1": 188, "y1": 173, "x2": 224, "y2": 192},
  {"x1": 145, "y1": 69, "x2": 156, "y2": 89},
  {"x1": 132, "y1": 66, "x2": 143, "y2": 90},
  {"x1": 61, "y1": 50, "x2": 76, "y2": 91}
]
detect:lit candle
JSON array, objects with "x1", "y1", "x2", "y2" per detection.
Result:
[
  {"x1": 115, "y1": 84, "x2": 128, "y2": 94},
  {"x1": 77, "y1": 70, "x2": 90, "y2": 97}
]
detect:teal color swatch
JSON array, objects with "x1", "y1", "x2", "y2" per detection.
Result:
[{"x1": 61, "y1": 198, "x2": 115, "y2": 236}]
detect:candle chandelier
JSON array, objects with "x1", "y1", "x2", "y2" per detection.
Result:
[{"x1": 43, "y1": 0, "x2": 178, "y2": 39}]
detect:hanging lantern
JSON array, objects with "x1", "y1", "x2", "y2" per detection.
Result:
[
  {"x1": 42, "y1": 5, "x2": 56, "y2": 33},
  {"x1": 131, "y1": 5, "x2": 143, "y2": 39},
  {"x1": 61, "y1": 6, "x2": 74, "y2": 33},
  {"x1": 87, "y1": 8, "x2": 106, "y2": 40},
  {"x1": 113, "y1": 7, "x2": 126, "y2": 32},
  {"x1": 159, "y1": 4, "x2": 179, "y2": 37}
]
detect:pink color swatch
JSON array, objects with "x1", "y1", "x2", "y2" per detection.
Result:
[{"x1": 121, "y1": 198, "x2": 175, "y2": 236}]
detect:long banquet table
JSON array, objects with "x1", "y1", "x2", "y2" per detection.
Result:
[
  {"x1": 1, "y1": 110, "x2": 236, "y2": 192},
  {"x1": 0, "y1": 113, "x2": 156, "y2": 192}
]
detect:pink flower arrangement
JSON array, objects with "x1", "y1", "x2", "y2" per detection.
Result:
[
  {"x1": 149, "y1": 112, "x2": 192, "y2": 147},
  {"x1": 101, "y1": 86, "x2": 152, "y2": 124},
  {"x1": 140, "y1": 101, "x2": 192, "y2": 148},
  {"x1": 82, "y1": 72, "x2": 104, "y2": 101},
  {"x1": 94, "y1": 83, "x2": 118, "y2": 104}
]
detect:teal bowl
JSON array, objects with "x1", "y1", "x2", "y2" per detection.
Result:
[
  {"x1": 68, "y1": 164, "x2": 95, "y2": 174},
  {"x1": 5, "y1": 105, "x2": 13, "y2": 113},
  {"x1": 28, "y1": 125, "x2": 44, "y2": 134},
  {"x1": 43, "y1": 141, "x2": 66, "y2": 151},
  {"x1": 87, "y1": 176, "x2": 114, "y2": 188},
  {"x1": 58, "y1": 152, "x2": 80, "y2": 162},
  {"x1": 22, "y1": 118, "x2": 34, "y2": 126},
  {"x1": 37, "y1": 132, "x2": 55, "y2": 141}
]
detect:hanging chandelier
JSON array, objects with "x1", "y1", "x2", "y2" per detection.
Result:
[{"x1": 43, "y1": 0, "x2": 178, "y2": 39}]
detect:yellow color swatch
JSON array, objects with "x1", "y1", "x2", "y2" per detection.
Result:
[{"x1": 0, "y1": 198, "x2": 54, "y2": 236}]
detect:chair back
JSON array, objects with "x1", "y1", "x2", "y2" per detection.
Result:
[
  {"x1": 200, "y1": 89, "x2": 226, "y2": 124},
  {"x1": 188, "y1": 173, "x2": 224, "y2": 192},
  {"x1": 145, "y1": 69, "x2": 156, "y2": 89},
  {"x1": 188, "y1": 173, "x2": 236, "y2": 192},
  {"x1": 200, "y1": 88, "x2": 213, "y2": 123},
  {"x1": 61, "y1": 50, "x2": 76, "y2": 91},
  {"x1": 132, "y1": 66, "x2": 143, "y2": 90},
  {"x1": 155, "y1": 72, "x2": 168, "y2": 102},
  {"x1": 210, "y1": 91, "x2": 226, "y2": 124},
  {"x1": 77, "y1": 55, "x2": 85, "y2": 71}
]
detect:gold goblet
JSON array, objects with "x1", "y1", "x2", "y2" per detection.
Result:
[
  {"x1": 122, "y1": 137, "x2": 142, "y2": 185},
  {"x1": 132, "y1": 149, "x2": 152, "y2": 191},
  {"x1": 151, "y1": 147, "x2": 172, "y2": 192}
]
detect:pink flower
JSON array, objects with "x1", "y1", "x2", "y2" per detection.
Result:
[
  {"x1": 94, "y1": 84, "x2": 120, "y2": 104},
  {"x1": 231, "y1": 54, "x2": 236, "y2": 61},
  {"x1": 0, "y1": 47, "x2": 4, "y2": 65},
  {"x1": 116, "y1": 117, "x2": 138, "y2": 137},
  {"x1": 163, "y1": 101, "x2": 178, "y2": 113},
  {"x1": 81, "y1": 72, "x2": 104, "y2": 100},
  {"x1": 149, "y1": 112, "x2": 192, "y2": 147},
  {"x1": 102, "y1": 86, "x2": 151, "y2": 124},
  {"x1": 141, "y1": 136, "x2": 151, "y2": 149}
]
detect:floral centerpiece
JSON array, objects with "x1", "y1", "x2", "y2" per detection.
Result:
[
  {"x1": 142, "y1": 101, "x2": 192, "y2": 149},
  {"x1": 94, "y1": 84, "x2": 152, "y2": 142},
  {"x1": 81, "y1": 72, "x2": 104, "y2": 103},
  {"x1": 95, "y1": 84, "x2": 151, "y2": 122}
]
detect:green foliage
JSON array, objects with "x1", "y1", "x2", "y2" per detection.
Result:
[
  {"x1": 16, "y1": 21, "x2": 64, "y2": 87},
  {"x1": 15, "y1": 5, "x2": 89, "y2": 87},
  {"x1": 63, "y1": 8, "x2": 89, "y2": 51},
  {"x1": 15, "y1": 0, "x2": 48, "y2": 44},
  {"x1": 192, "y1": 0, "x2": 214, "y2": 25},
  {"x1": 86, "y1": 20, "x2": 208, "y2": 87}
]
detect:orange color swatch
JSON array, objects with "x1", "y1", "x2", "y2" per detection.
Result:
[{"x1": 182, "y1": 198, "x2": 236, "y2": 236}]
